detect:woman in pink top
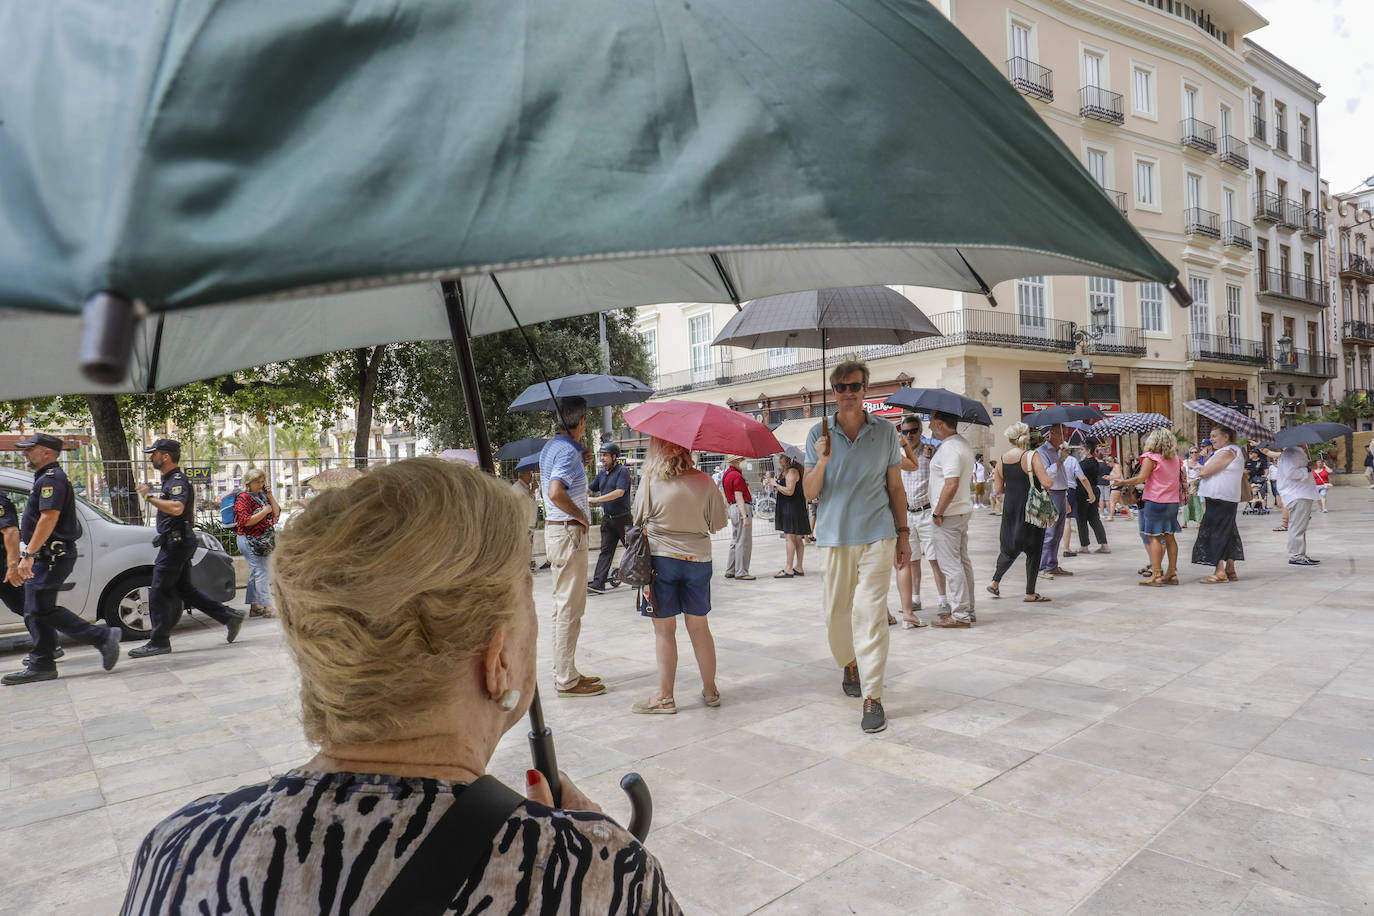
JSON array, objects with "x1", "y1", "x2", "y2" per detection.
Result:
[{"x1": 1114, "y1": 428, "x2": 1183, "y2": 586}]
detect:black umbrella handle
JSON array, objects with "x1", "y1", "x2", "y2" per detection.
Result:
[
  {"x1": 620, "y1": 772, "x2": 652, "y2": 841},
  {"x1": 526, "y1": 688, "x2": 563, "y2": 806}
]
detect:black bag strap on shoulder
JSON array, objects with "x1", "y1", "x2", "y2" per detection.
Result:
[{"x1": 370, "y1": 774, "x2": 525, "y2": 916}]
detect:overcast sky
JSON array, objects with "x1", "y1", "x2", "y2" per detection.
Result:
[{"x1": 1247, "y1": 0, "x2": 1373, "y2": 193}]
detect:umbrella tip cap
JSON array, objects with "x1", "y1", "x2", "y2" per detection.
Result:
[{"x1": 79, "y1": 291, "x2": 138, "y2": 385}]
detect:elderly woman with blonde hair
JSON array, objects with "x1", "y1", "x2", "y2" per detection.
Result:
[
  {"x1": 1115, "y1": 427, "x2": 1183, "y2": 585},
  {"x1": 233, "y1": 466, "x2": 279, "y2": 617},
  {"x1": 122, "y1": 459, "x2": 681, "y2": 914},
  {"x1": 631, "y1": 437, "x2": 729, "y2": 714}
]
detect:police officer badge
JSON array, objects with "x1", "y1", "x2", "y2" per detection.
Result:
[
  {"x1": 171, "y1": 486, "x2": 183, "y2": 495},
  {"x1": 41, "y1": 486, "x2": 53, "y2": 499}
]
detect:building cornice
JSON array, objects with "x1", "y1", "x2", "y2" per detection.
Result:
[
  {"x1": 1243, "y1": 40, "x2": 1324, "y2": 101},
  {"x1": 1034, "y1": 0, "x2": 1253, "y2": 89}
]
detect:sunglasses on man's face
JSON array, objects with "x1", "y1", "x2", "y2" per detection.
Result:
[
  {"x1": 901, "y1": 429, "x2": 922, "y2": 436},
  {"x1": 832, "y1": 382, "x2": 864, "y2": 393}
]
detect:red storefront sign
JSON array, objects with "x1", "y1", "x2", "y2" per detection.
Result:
[
  {"x1": 1091, "y1": 402, "x2": 1122, "y2": 413},
  {"x1": 1021, "y1": 401, "x2": 1056, "y2": 414},
  {"x1": 863, "y1": 399, "x2": 904, "y2": 418}
]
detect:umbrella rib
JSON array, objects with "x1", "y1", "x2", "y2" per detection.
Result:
[
  {"x1": 955, "y1": 250, "x2": 998, "y2": 309},
  {"x1": 710, "y1": 254, "x2": 742, "y2": 310},
  {"x1": 488, "y1": 272, "x2": 564, "y2": 421}
]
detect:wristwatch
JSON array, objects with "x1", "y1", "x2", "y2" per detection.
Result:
[{"x1": 933, "y1": 513, "x2": 943, "y2": 521}]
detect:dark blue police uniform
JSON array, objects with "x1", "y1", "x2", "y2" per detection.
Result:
[
  {"x1": 18, "y1": 463, "x2": 111, "y2": 670},
  {"x1": 141, "y1": 466, "x2": 243, "y2": 650},
  {"x1": 0, "y1": 493, "x2": 23, "y2": 618},
  {"x1": 589, "y1": 458, "x2": 633, "y2": 591}
]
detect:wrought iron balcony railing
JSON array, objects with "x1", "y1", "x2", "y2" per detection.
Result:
[
  {"x1": 1188, "y1": 334, "x2": 1268, "y2": 366},
  {"x1": 1340, "y1": 254, "x2": 1374, "y2": 280},
  {"x1": 1185, "y1": 207, "x2": 1220, "y2": 239},
  {"x1": 1258, "y1": 268, "x2": 1329, "y2": 307},
  {"x1": 1269, "y1": 347, "x2": 1337, "y2": 378},
  {"x1": 1252, "y1": 115, "x2": 1266, "y2": 142},
  {"x1": 1223, "y1": 221, "x2": 1251, "y2": 249},
  {"x1": 1101, "y1": 187, "x2": 1128, "y2": 215},
  {"x1": 1303, "y1": 210, "x2": 1326, "y2": 240},
  {"x1": 1007, "y1": 57, "x2": 1053, "y2": 102},
  {"x1": 1181, "y1": 118, "x2": 1218, "y2": 153},
  {"x1": 1081, "y1": 323, "x2": 1147, "y2": 357},
  {"x1": 1080, "y1": 86, "x2": 1124, "y2": 124},
  {"x1": 1275, "y1": 126, "x2": 1289, "y2": 153},
  {"x1": 1253, "y1": 190, "x2": 1284, "y2": 223},
  {"x1": 1219, "y1": 134, "x2": 1248, "y2": 168},
  {"x1": 1300, "y1": 140, "x2": 1312, "y2": 164},
  {"x1": 1281, "y1": 199, "x2": 1305, "y2": 230},
  {"x1": 1343, "y1": 320, "x2": 1374, "y2": 344}
]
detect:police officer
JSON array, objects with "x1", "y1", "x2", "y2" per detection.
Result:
[
  {"x1": 128, "y1": 439, "x2": 245, "y2": 658},
  {"x1": 1, "y1": 488, "x2": 24, "y2": 618},
  {"x1": 1, "y1": 433, "x2": 121, "y2": 686},
  {"x1": 587, "y1": 441, "x2": 633, "y2": 594}
]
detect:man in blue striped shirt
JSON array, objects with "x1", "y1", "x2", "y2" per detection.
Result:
[{"x1": 538, "y1": 396, "x2": 605, "y2": 698}]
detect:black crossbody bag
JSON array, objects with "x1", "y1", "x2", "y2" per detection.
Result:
[{"x1": 369, "y1": 774, "x2": 525, "y2": 916}]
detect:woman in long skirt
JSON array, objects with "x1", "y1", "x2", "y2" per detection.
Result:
[{"x1": 1192, "y1": 425, "x2": 1245, "y2": 583}]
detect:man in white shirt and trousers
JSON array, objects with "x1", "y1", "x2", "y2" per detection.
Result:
[{"x1": 927, "y1": 412, "x2": 977, "y2": 628}]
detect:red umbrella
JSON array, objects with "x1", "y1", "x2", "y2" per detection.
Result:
[{"x1": 623, "y1": 400, "x2": 782, "y2": 458}]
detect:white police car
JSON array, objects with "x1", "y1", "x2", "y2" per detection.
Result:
[{"x1": 0, "y1": 467, "x2": 237, "y2": 639}]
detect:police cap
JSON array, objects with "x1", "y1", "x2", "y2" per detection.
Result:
[
  {"x1": 13, "y1": 432, "x2": 63, "y2": 451},
  {"x1": 144, "y1": 438, "x2": 182, "y2": 456},
  {"x1": 599, "y1": 441, "x2": 620, "y2": 457}
]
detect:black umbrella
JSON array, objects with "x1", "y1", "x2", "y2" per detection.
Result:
[
  {"x1": 712, "y1": 287, "x2": 942, "y2": 438},
  {"x1": 494, "y1": 437, "x2": 550, "y2": 461},
  {"x1": 509, "y1": 374, "x2": 652, "y2": 412},
  {"x1": 515, "y1": 452, "x2": 542, "y2": 473},
  {"x1": 884, "y1": 387, "x2": 992, "y2": 425},
  {"x1": 1263, "y1": 422, "x2": 1353, "y2": 448},
  {"x1": 1023, "y1": 404, "x2": 1105, "y2": 426}
]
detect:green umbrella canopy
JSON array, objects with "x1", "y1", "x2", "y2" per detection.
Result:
[{"x1": 1, "y1": 0, "x2": 1185, "y2": 349}]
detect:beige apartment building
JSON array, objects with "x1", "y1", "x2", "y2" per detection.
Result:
[
  {"x1": 1327, "y1": 178, "x2": 1374, "y2": 426},
  {"x1": 635, "y1": 0, "x2": 1322, "y2": 453}
]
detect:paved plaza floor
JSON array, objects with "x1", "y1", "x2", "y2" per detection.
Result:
[{"x1": 1, "y1": 486, "x2": 1371, "y2": 914}]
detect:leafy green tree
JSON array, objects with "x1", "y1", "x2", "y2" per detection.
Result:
[
  {"x1": 276, "y1": 424, "x2": 319, "y2": 495},
  {"x1": 1322, "y1": 392, "x2": 1373, "y2": 472},
  {"x1": 384, "y1": 310, "x2": 652, "y2": 450},
  {"x1": 226, "y1": 426, "x2": 270, "y2": 467}
]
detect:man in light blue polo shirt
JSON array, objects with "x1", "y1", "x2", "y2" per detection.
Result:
[
  {"x1": 805, "y1": 360, "x2": 911, "y2": 734},
  {"x1": 538, "y1": 396, "x2": 604, "y2": 698}
]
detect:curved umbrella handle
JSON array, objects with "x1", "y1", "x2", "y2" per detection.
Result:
[{"x1": 620, "y1": 772, "x2": 652, "y2": 841}]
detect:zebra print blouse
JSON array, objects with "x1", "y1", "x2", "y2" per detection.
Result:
[{"x1": 120, "y1": 769, "x2": 681, "y2": 915}]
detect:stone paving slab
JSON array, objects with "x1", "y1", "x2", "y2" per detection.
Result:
[{"x1": 0, "y1": 486, "x2": 1370, "y2": 914}]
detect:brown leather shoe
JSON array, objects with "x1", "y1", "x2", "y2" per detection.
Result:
[
  {"x1": 931, "y1": 616, "x2": 971, "y2": 628},
  {"x1": 556, "y1": 677, "x2": 606, "y2": 698}
]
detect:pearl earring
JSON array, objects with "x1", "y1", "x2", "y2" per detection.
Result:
[{"x1": 496, "y1": 689, "x2": 521, "y2": 711}]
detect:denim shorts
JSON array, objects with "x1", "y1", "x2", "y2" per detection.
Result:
[{"x1": 639, "y1": 556, "x2": 712, "y2": 618}]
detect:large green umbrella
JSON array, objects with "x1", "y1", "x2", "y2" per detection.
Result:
[{"x1": 1, "y1": 0, "x2": 1187, "y2": 398}]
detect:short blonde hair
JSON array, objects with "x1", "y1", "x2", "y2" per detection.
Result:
[
  {"x1": 271, "y1": 458, "x2": 528, "y2": 746},
  {"x1": 242, "y1": 467, "x2": 267, "y2": 490},
  {"x1": 829, "y1": 360, "x2": 870, "y2": 387},
  {"x1": 642, "y1": 437, "x2": 694, "y2": 480},
  {"x1": 1143, "y1": 428, "x2": 1177, "y2": 458},
  {"x1": 1003, "y1": 422, "x2": 1030, "y2": 449}
]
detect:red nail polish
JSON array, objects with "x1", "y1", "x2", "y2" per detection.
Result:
[{"x1": 526, "y1": 769, "x2": 540, "y2": 787}]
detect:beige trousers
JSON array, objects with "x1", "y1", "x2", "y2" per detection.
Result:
[
  {"x1": 546, "y1": 523, "x2": 589, "y2": 690},
  {"x1": 928, "y1": 512, "x2": 974, "y2": 620},
  {"x1": 820, "y1": 539, "x2": 894, "y2": 700}
]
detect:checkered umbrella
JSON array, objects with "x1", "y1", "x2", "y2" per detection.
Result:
[
  {"x1": 1183, "y1": 400, "x2": 1274, "y2": 442},
  {"x1": 1090, "y1": 413, "x2": 1173, "y2": 437}
]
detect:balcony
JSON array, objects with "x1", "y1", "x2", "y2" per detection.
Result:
[
  {"x1": 1343, "y1": 320, "x2": 1374, "y2": 344},
  {"x1": 1300, "y1": 140, "x2": 1312, "y2": 164},
  {"x1": 1258, "y1": 268, "x2": 1329, "y2": 307},
  {"x1": 1275, "y1": 126, "x2": 1289, "y2": 153},
  {"x1": 1253, "y1": 190, "x2": 1284, "y2": 223},
  {"x1": 1189, "y1": 334, "x2": 1269, "y2": 367},
  {"x1": 1101, "y1": 187, "x2": 1128, "y2": 215},
  {"x1": 1181, "y1": 118, "x2": 1217, "y2": 153},
  {"x1": 1303, "y1": 210, "x2": 1326, "y2": 240},
  {"x1": 1218, "y1": 135, "x2": 1248, "y2": 169},
  {"x1": 1081, "y1": 323, "x2": 1147, "y2": 357},
  {"x1": 650, "y1": 310, "x2": 1077, "y2": 394},
  {"x1": 1007, "y1": 57, "x2": 1053, "y2": 102},
  {"x1": 1268, "y1": 347, "x2": 1338, "y2": 378},
  {"x1": 1080, "y1": 86, "x2": 1124, "y2": 124},
  {"x1": 1340, "y1": 254, "x2": 1374, "y2": 281},
  {"x1": 1280, "y1": 200, "x2": 1305, "y2": 230},
  {"x1": 1185, "y1": 207, "x2": 1220, "y2": 239},
  {"x1": 1223, "y1": 221, "x2": 1251, "y2": 250},
  {"x1": 1252, "y1": 115, "x2": 1266, "y2": 143}
]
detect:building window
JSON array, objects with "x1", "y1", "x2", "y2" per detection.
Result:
[
  {"x1": 1343, "y1": 287, "x2": 1354, "y2": 322},
  {"x1": 1139, "y1": 282, "x2": 1164, "y2": 332},
  {"x1": 1088, "y1": 277, "x2": 1118, "y2": 333},
  {"x1": 1251, "y1": 88, "x2": 1265, "y2": 139},
  {"x1": 1299, "y1": 115, "x2": 1311, "y2": 161},
  {"x1": 1083, "y1": 50, "x2": 1105, "y2": 89},
  {"x1": 1132, "y1": 66, "x2": 1154, "y2": 115},
  {"x1": 1134, "y1": 157, "x2": 1158, "y2": 207},
  {"x1": 1189, "y1": 276, "x2": 1212, "y2": 337},
  {"x1": 1085, "y1": 148, "x2": 1108, "y2": 187},
  {"x1": 639, "y1": 328, "x2": 658, "y2": 378},
  {"x1": 766, "y1": 346, "x2": 798, "y2": 369},
  {"x1": 1225, "y1": 285, "x2": 1242, "y2": 343},
  {"x1": 1016, "y1": 276, "x2": 1048, "y2": 332},
  {"x1": 688, "y1": 314, "x2": 713, "y2": 382},
  {"x1": 1273, "y1": 100, "x2": 1288, "y2": 151},
  {"x1": 1186, "y1": 172, "x2": 1203, "y2": 210},
  {"x1": 1009, "y1": 20, "x2": 1033, "y2": 61}
]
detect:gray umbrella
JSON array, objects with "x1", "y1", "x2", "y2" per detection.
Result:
[
  {"x1": 1262, "y1": 422, "x2": 1353, "y2": 448},
  {"x1": 712, "y1": 287, "x2": 942, "y2": 437},
  {"x1": 884, "y1": 387, "x2": 992, "y2": 426}
]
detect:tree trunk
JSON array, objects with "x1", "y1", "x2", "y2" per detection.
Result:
[
  {"x1": 86, "y1": 394, "x2": 141, "y2": 524},
  {"x1": 353, "y1": 345, "x2": 388, "y2": 468},
  {"x1": 1345, "y1": 432, "x2": 1354, "y2": 474}
]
